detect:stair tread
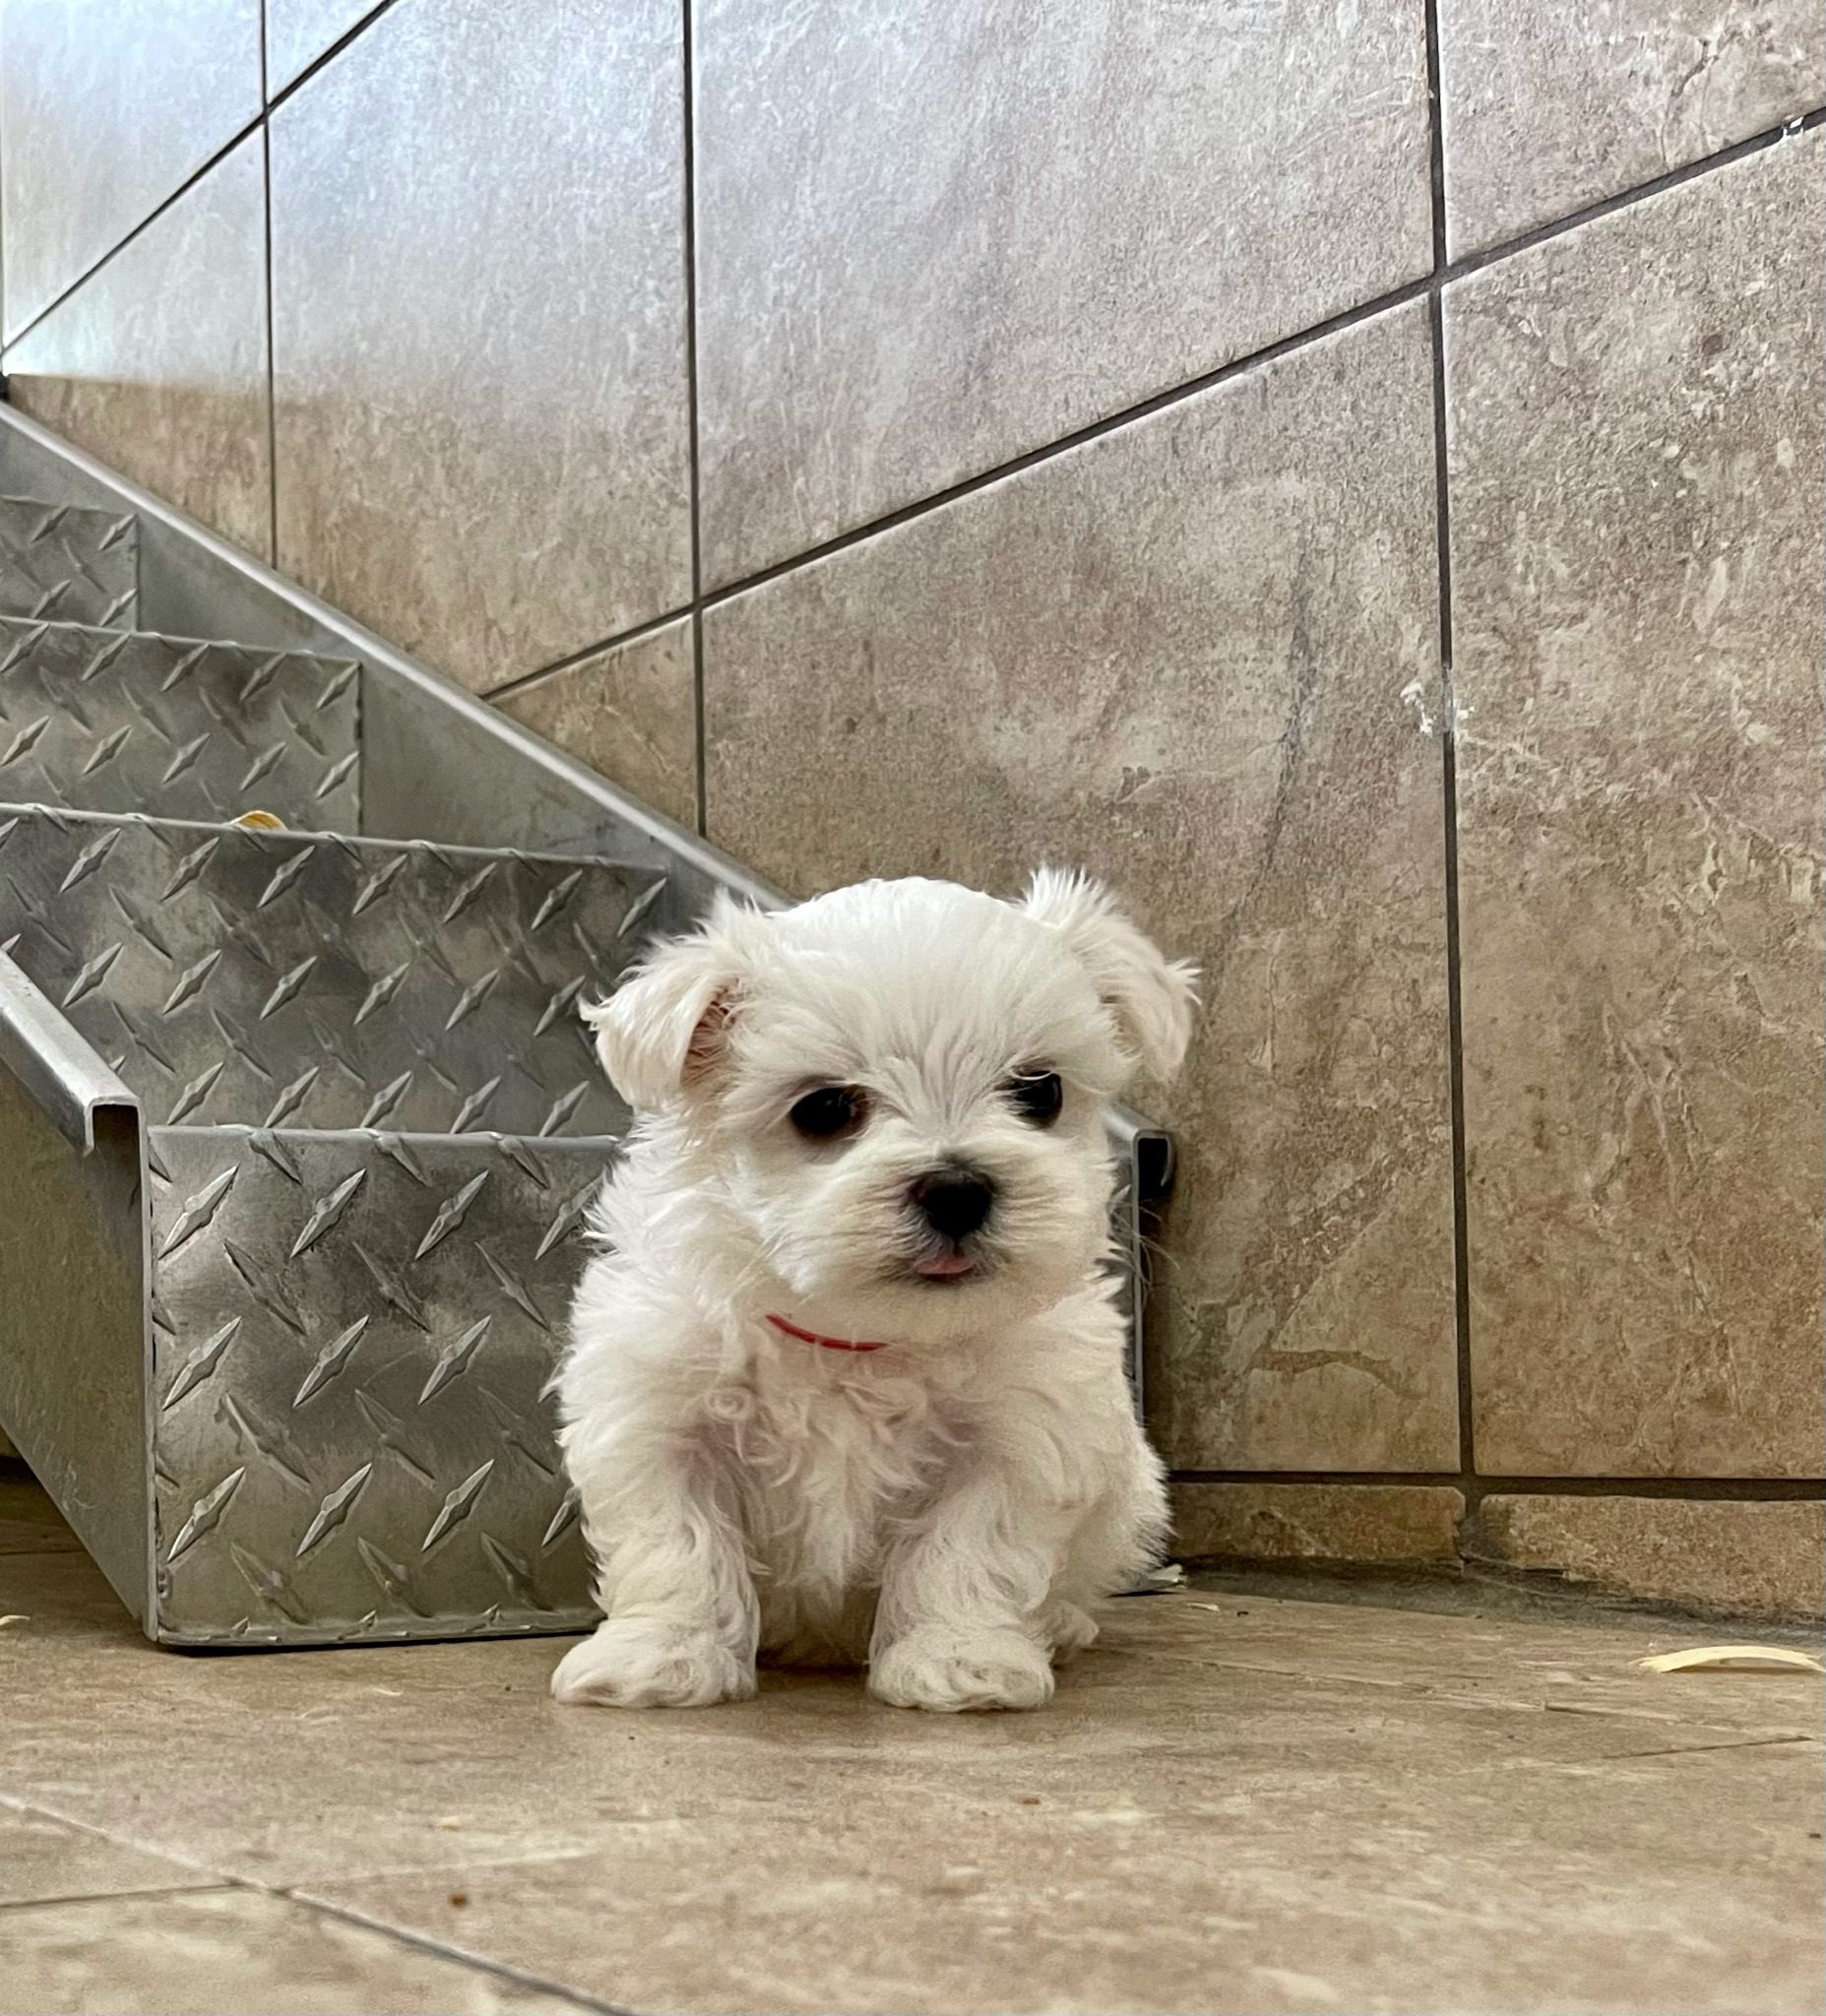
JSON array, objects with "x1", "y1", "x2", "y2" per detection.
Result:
[
  {"x1": 0, "y1": 614, "x2": 361, "y2": 827},
  {"x1": 0, "y1": 495, "x2": 138, "y2": 629},
  {"x1": 0, "y1": 803, "x2": 658, "y2": 1139}
]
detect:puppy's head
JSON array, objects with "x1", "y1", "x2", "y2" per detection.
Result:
[{"x1": 587, "y1": 872, "x2": 1197, "y2": 1341}]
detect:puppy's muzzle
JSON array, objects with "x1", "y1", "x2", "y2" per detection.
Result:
[{"x1": 910, "y1": 1164, "x2": 996, "y2": 1240}]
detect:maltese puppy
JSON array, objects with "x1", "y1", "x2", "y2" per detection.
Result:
[{"x1": 550, "y1": 869, "x2": 1196, "y2": 1713}]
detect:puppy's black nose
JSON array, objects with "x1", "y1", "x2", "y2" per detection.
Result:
[{"x1": 911, "y1": 1166, "x2": 995, "y2": 1240}]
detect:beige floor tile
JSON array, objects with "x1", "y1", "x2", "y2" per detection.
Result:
[
  {"x1": 4, "y1": 1482, "x2": 1820, "y2": 2013},
  {"x1": 0, "y1": 1475, "x2": 84, "y2": 1554},
  {"x1": 0, "y1": 1802, "x2": 210, "y2": 1908},
  {"x1": 307, "y1": 1734, "x2": 1822, "y2": 2016},
  {"x1": 0, "y1": 1539, "x2": 138, "y2": 1638},
  {"x1": 4, "y1": 1542, "x2": 1818, "y2": 1876},
  {"x1": 1126, "y1": 1585, "x2": 1825, "y2": 1734},
  {"x1": 0, "y1": 1888, "x2": 594, "y2": 2015}
]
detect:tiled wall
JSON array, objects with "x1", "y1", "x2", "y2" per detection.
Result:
[{"x1": 2, "y1": 0, "x2": 1821, "y2": 1612}]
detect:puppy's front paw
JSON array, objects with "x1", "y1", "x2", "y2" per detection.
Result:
[
  {"x1": 869, "y1": 1627, "x2": 1055, "y2": 1713},
  {"x1": 551, "y1": 1618, "x2": 756, "y2": 1710},
  {"x1": 1044, "y1": 1600, "x2": 1100, "y2": 1662}
]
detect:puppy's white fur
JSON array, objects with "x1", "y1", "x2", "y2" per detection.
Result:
[{"x1": 551, "y1": 870, "x2": 1196, "y2": 1713}]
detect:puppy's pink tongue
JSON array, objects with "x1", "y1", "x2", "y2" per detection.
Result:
[{"x1": 914, "y1": 1252, "x2": 976, "y2": 1279}]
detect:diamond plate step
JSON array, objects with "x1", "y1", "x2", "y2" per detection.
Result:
[
  {"x1": 0, "y1": 584, "x2": 657, "y2": 1642},
  {"x1": 0, "y1": 616, "x2": 359, "y2": 826},
  {"x1": 0, "y1": 805, "x2": 659, "y2": 1645},
  {"x1": 0, "y1": 495, "x2": 138, "y2": 626},
  {"x1": 147, "y1": 1125, "x2": 603, "y2": 1644},
  {"x1": 0, "y1": 806, "x2": 660, "y2": 1138}
]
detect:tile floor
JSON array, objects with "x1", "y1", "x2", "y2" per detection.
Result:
[{"x1": 1, "y1": 1473, "x2": 1820, "y2": 2016}]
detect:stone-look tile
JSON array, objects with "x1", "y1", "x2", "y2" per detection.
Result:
[
  {"x1": 1449, "y1": 137, "x2": 1826, "y2": 1479},
  {"x1": 0, "y1": 1803, "x2": 210, "y2": 1908},
  {"x1": 312, "y1": 1736, "x2": 1824, "y2": 2016},
  {"x1": 1471, "y1": 1494, "x2": 1826, "y2": 1618},
  {"x1": 695, "y1": 0, "x2": 1433, "y2": 584},
  {"x1": 1133, "y1": 1583, "x2": 1823, "y2": 1734},
  {"x1": 266, "y1": 0, "x2": 380, "y2": 92},
  {"x1": 705, "y1": 302, "x2": 1457, "y2": 1475},
  {"x1": 270, "y1": 0, "x2": 690, "y2": 691},
  {"x1": 0, "y1": 1889, "x2": 593, "y2": 2014},
  {"x1": 13, "y1": 1502, "x2": 1816, "y2": 1895},
  {"x1": 7, "y1": 1482, "x2": 1823, "y2": 2013},
  {"x1": 0, "y1": 0, "x2": 261, "y2": 343},
  {"x1": 4, "y1": 138, "x2": 273, "y2": 561},
  {"x1": 494, "y1": 618, "x2": 696, "y2": 830},
  {"x1": 1440, "y1": 0, "x2": 1825, "y2": 254},
  {"x1": 1170, "y1": 1482, "x2": 1465, "y2": 1566}
]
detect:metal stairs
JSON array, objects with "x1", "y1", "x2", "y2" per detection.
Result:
[{"x1": 0, "y1": 407, "x2": 1172, "y2": 1651}]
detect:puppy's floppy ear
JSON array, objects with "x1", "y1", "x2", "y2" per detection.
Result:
[
  {"x1": 582, "y1": 893, "x2": 749, "y2": 1112},
  {"x1": 1022, "y1": 867, "x2": 1199, "y2": 1081}
]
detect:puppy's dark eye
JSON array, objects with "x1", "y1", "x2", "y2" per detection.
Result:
[
  {"x1": 788, "y1": 1086, "x2": 867, "y2": 1140},
  {"x1": 1004, "y1": 1070, "x2": 1063, "y2": 1128}
]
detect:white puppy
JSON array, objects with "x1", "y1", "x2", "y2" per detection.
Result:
[{"x1": 550, "y1": 869, "x2": 1196, "y2": 1713}]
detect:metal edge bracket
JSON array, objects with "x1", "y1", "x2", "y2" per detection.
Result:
[{"x1": 0, "y1": 946, "x2": 141, "y2": 1152}]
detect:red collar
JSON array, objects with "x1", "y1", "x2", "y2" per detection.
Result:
[{"x1": 766, "y1": 1312, "x2": 891, "y2": 1354}]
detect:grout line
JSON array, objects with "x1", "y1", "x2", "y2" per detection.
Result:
[
  {"x1": 0, "y1": 1, "x2": 406, "y2": 361},
  {"x1": 0, "y1": 1791, "x2": 624, "y2": 2012},
  {"x1": 1592, "y1": 1733, "x2": 1823, "y2": 1763},
  {"x1": 680, "y1": 0, "x2": 709, "y2": 838},
  {"x1": 697, "y1": 275, "x2": 1430, "y2": 607},
  {"x1": 0, "y1": 1884, "x2": 233, "y2": 1917},
  {"x1": 1167, "y1": 1471, "x2": 1826, "y2": 1501},
  {"x1": 1423, "y1": 0, "x2": 1449, "y2": 273},
  {"x1": 1421, "y1": 0, "x2": 1477, "y2": 1485},
  {"x1": 1447, "y1": 101, "x2": 1826, "y2": 277},
  {"x1": 459, "y1": 89, "x2": 1824, "y2": 693},
  {"x1": 259, "y1": 12, "x2": 280, "y2": 575},
  {"x1": 286, "y1": 1892, "x2": 633, "y2": 2015},
  {"x1": 480, "y1": 600, "x2": 695, "y2": 701},
  {"x1": 691, "y1": 609, "x2": 707, "y2": 836},
  {"x1": 1438, "y1": 448, "x2": 1476, "y2": 1480},
  {"x1": 266, "y1": 0, "x2": 401, "y2": 108}
]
